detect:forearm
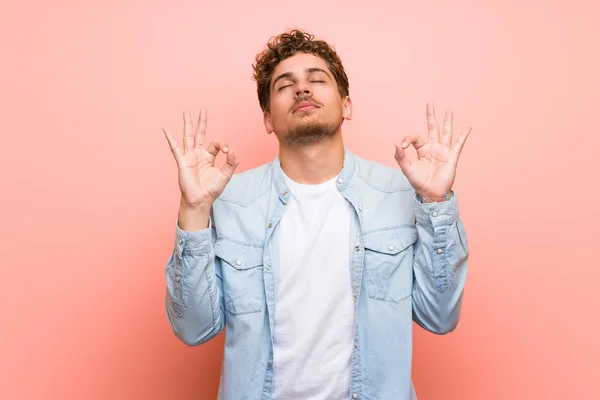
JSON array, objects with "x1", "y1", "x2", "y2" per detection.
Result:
[
  {"x1": 165, "y1": 216, "x2": 225, "y2": 346},
  {"x1": 411, "y1": 191, "x2": 469, "y2": 334}
]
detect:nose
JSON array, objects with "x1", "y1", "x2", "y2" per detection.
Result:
[{"x1": 295, "y1": 80, "x2": 311, "y2": 97}]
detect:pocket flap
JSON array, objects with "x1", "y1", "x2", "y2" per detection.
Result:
[
  {"x1": 214, "y1": 239, "x2": 263, "y2": 270},
  {"x1": 363, "y1": 227, "x2": 417, "y2": 255}
]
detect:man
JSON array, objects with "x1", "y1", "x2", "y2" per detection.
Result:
[{"x1": 163, "y1": 29, "x2": 471, "y2": 400}]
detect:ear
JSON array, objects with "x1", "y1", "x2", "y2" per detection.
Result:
[
  {"x1": 343, "y1": 96, "x2": 353, "y2": 121},
  {"x1": 263, "y1": 111, "x2": 274, "y2": 134}
]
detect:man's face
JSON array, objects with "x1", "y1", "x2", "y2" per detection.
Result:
[{"x1": 264, "y1": 52, "x2": 352, "y2": 146}]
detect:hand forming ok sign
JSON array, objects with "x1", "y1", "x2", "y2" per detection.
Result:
[
  {"x1": 163, "y1": 109, "x2": 239, "y2": 209},
  {"x1": 394, "y1": 103, "x2": 471, "y2": 203}
]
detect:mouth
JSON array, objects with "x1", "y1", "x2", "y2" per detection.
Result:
[{"x1": 292, "y1": 101, "x2": 319, "y2": 113}]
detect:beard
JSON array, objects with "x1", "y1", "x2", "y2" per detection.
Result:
[{"x1": 280, "y1": 115, "x2": 342, "y2": 146}]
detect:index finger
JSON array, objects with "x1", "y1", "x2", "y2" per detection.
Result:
[
  {"x1": 427, "y1": 102, "x2": 439, "y2": 143},
  {"x1": 220, "y1": 147, "x2": 239, "y2": 178},
  {"x1": 195, "y1": 108, "x2": 207, "y2": 150}
]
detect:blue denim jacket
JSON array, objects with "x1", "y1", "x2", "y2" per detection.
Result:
[{"x1": 165, "y1": 148, "x2": 469, "y2": 400}]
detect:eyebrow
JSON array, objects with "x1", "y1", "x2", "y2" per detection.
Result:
[{"x1": 272, "y1": 67, "x2": 332, "y2": 89}]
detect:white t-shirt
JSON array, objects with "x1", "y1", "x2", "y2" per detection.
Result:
[{"x1": 272, "y1": 172, "x2": 355, "y2": 400}]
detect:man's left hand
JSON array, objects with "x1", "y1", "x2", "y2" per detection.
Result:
[{"x1": 394, "y1": 102, "x2": 471, "y2": 202}]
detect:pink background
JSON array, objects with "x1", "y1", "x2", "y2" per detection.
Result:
[{"x1": 1, "y1": 0, "x2": 598, "y2": 399}]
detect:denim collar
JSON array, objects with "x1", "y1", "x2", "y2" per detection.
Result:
[{"x1": 270, "y1": 147, "x2": 357, "y2": 204}]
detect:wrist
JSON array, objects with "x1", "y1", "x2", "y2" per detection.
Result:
[
  {"x1": 179, "y1": 197, "x2": 212, "y2": 212},
  {"x1": 416, "y1": 190, "x2": 453, "y2": 203},
  {"x1": 178, "y1": 199, "x2": 212, "y2": 231}
]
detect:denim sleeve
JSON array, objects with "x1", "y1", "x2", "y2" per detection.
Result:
[
  {"x1": 411, "y1": 191, "x2": 469, "y2": 334},
  {"x1": 164, "y1": 212, "x2": 225, "y2": 346}
]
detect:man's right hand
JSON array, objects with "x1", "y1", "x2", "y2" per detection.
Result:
[{"x1": 163, "y1": 109, "x2": 239, "y2": 230}]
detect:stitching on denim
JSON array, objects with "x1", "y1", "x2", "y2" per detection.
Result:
[
  {"x1": 215, "y1": 236, "x2": 264, "y2": 248},
  {"x1": 363, "y1": 224, "x2": 416, "y2": 234}
]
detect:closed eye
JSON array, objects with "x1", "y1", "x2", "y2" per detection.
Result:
[{"x1": 277, "y1": 80, "x2": 325, "y2": 91}]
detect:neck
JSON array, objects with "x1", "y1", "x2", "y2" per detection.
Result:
[{"x1": 278, "y1": 133, "x2": 345, "y2": 184}]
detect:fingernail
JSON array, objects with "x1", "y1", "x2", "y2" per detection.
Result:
[
  {"x1": 402, "y1": 142, "x2": 408, "y2": 148},
  {"x1": 223, "y1": 146, "x2": 229, "y2": 152}
]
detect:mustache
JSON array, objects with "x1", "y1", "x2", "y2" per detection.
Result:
[{"x1": 290, "y1": 96, "x2": 321, "y2": 112}]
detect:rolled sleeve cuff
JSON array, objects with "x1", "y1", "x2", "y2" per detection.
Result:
[
  {"x1": 174, "y1": 217, "x2": 213, "y2": 257},
  {"x1": 414, "y1": 190, "x2": 460, "y2": 228}
]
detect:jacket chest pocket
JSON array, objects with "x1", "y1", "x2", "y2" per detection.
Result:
[
  {"x1": 363, "y1": 227, "x2": 417, "y2": 303},
  {"x1": 214, "y1": 239, "x2": 265, "y2": 315}
]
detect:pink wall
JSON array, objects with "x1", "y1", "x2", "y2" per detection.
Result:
[{"x1": 1, "y1": 0, "x2": 598, "y2": 399}]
